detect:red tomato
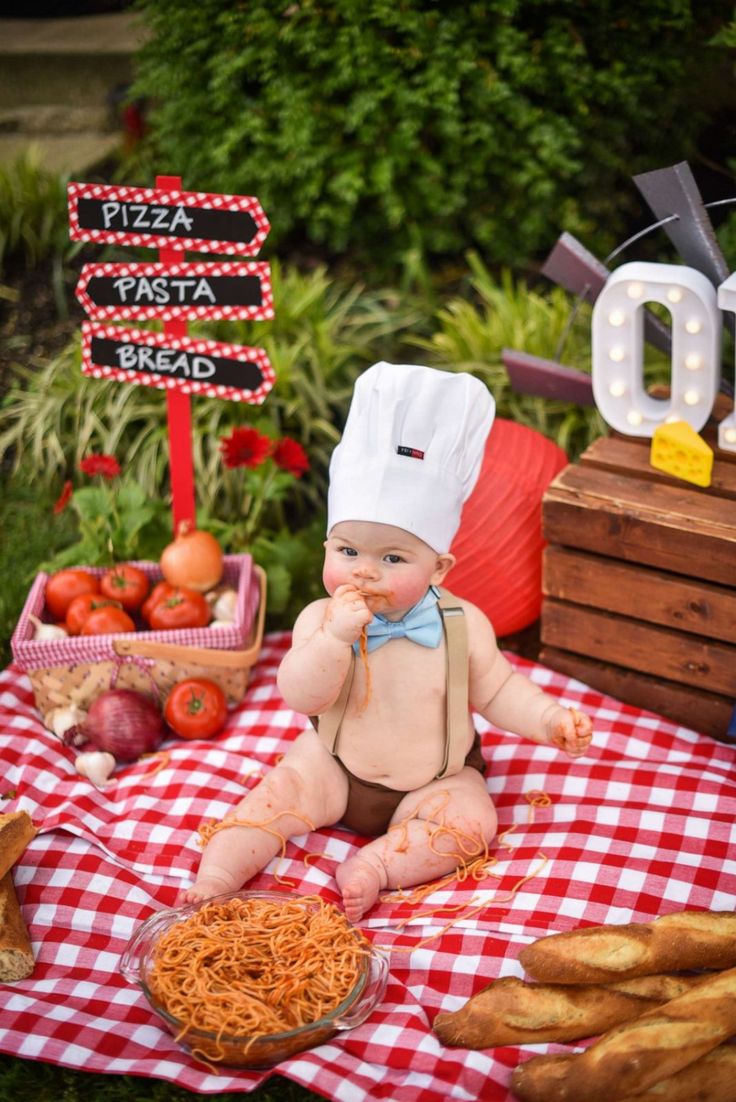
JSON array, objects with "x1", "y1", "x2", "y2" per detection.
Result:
[
  {"x1": 148, "y1": 587, "x2": 210, "y2": 630},
  {"x1": 100, "y1": 564, "x2": 150, "y2": 611},
  {"x1": 81, "y1": 606, "x2": 136, "y2": 635},
  {"x1": 45, "y1": 569, "x2": 100, "y2": 620},
  {"x1": 66, "y1": 594, "x2": 123, "y2": 635},
  {"x1": 141, "y1": 581, "x2": 177, "y2": 624},
  {"x1": 164, "y1": 678, "x2": 228, "y2": 739}
]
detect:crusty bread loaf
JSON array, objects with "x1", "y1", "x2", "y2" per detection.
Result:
[
  {"x1": 0, "y1": 811, "x2": 36, "y2": 881},
  {"x1": 433, "y1": 973, "x2": 706, "y2": 1048},
  {"x1": 509, "y1": 965, "x2": 736, "y2": 1102},
  {"x1": 519, "y1": 910, "x2": 736, "y2": 983},
  {"x1": 511, "y1": 1044, "x2": 736, "y2": 1102},
  {"x1": 0, "y1": 870, "x2": 34, "y2": 982}
]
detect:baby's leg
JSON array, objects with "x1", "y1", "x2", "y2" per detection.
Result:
[
  {"x1": 336, "y1": 767, "x2": 496, "y2": 922},
  {"x1": 182, "y1": 729, "x2": 349, "y2": 903}
]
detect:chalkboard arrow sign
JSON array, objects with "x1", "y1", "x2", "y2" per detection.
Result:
[
  {"x1": 81, "y1": 323, "x2": 275, "y2": 404},
  {"x1": 75, "y1": 260, "x2": 274, "y2": 322},
  {"x1": 68, "y1": 181, "x2": 270, "y2": 256}
]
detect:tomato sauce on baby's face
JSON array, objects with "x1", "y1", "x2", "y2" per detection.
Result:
[{"x1": 323, "y1": 520, "x2": 451, "y2": 619}]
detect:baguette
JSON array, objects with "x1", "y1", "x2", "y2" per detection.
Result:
[
  {"x1": 508, "y1": 965, "x2": 736, "y2": 1102},
  {"x1": 0, "y1": 870, "x2": 34, "y2": 982},
  {"x1": 0, "y1": 811, "x2": 36, "y2": 880},
  {"x1": 519, "y1": 911, "x2": 736, "y2": 983},
  {"x1": 511, "y1": 1044, "x2": 736, "y2": 1102},
  {"x1": 433, "y1": 973, "x2": 707, "y2": 1048}
]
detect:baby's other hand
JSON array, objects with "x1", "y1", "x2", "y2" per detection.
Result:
[
  {"x1": 546, "y1": 706, "x2": 593, "y2": 758},
  {"x1": 323, "y1": 584, "x2": 373, "y2": 645}
]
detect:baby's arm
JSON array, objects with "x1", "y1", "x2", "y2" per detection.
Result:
[
  {"x1": 466, "y1": 603, "x2": 592, "y2": 757},
  {"x1": 276, "y1": 585, "x2": 372, "y2": 715}
]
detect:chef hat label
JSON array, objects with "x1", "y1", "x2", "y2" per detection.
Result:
[{"x1": 327, "y1": 361, "x2": 495, "y2": 552}]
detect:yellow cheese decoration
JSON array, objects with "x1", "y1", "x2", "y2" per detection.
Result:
[{"x1": 650, "y1": 420, "x2": 713, "y2": 487}]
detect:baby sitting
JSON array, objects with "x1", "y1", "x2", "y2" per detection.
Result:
[{"x1": 183, "y1": 363, "x2": 592, "y2": 921}]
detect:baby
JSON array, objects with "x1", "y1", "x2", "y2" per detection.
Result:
[{"x1": 184, "y1": 363, "x2": 592, "y2": 921}]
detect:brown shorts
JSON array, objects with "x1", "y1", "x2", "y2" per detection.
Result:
[{"x1": 335, "y1": 733, "x2": 486, "y2": 837}]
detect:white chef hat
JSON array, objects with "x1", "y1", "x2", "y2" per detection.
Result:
[{"x1": 327, "y1": 362, "x2": 495, "y2": 552}]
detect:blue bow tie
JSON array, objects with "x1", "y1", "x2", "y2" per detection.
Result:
[{"x1": 353, "y1": 588, "x2": 442, "y2": 654}]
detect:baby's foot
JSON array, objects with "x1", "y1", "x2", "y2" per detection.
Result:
[
  {"x1": 178, "y1": 875, "x2": 233, "y2": 906},
  {"x1": 336, "y1": 856, "x2": 385, "y2": 923}
]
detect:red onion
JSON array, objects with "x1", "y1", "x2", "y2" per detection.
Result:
[{"x1": 83, "y1": 689, "x2": 165, "y2": 762}]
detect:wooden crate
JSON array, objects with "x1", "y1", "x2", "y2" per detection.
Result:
[{"x1": 539, "y1": 425, "x2": 736, "y2": 741}]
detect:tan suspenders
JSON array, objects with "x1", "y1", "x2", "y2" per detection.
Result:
[{"x1": 315, "y1": 589, "x2": 469, "y2": 780}]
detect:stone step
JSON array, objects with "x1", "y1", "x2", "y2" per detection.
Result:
[{"x1": 0, "y1": 11, "x2": 146, "y2": 173}]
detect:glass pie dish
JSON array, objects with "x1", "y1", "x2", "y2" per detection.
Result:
[{"x1": 120, "y1": 889, "x2": 388, "y2": 1068}]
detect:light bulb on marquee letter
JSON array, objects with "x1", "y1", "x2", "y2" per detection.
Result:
[
  {"x1": 592, "y1": 262, "x2": 721, "y2": 437},
  {"x1": 715, "y1": 273, "x2": 736, "y2": 453}
]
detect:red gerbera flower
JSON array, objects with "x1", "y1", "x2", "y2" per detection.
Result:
[
  {"x1": 272, "y1": 436, "x2": 310, "y2": 478},
  {"x1": 79, "y1": 454, "x2": 121, "y2": 480},
  {"x1": 219, "y1": 427, "x2": 272, "y2": 470},
  {"x1": 53, "y1": 480, "x2": 73, "y2": 515}
]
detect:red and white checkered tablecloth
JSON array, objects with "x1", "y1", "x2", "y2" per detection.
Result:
[{"x1": 1, "y1": 631, "x2": 735, "y2": 1101}]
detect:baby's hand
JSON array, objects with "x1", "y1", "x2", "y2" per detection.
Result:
[
  {"x1": 323, "y1": 584, "x2": 373, "y2": 645},
  {"x1": 545, "y1": 706, "x2": 593, "y2": 758}
]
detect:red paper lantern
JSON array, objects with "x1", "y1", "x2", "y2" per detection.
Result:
[{"x1": 446, "y1": 418, "x2": 568, "y2": 638}]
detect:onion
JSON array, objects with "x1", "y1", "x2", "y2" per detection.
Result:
[
  {"x1": 82, "y1": 689, "x2": 165, "y2": 762},
  {"x1": 160, "y1": 525, "x2": 224, "y2": 592}
]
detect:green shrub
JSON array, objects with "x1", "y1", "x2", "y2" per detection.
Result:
[{"x1": 132, "y1": 0, "x2": 733, "y2": 274}]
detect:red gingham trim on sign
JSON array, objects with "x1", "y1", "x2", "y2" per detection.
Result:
[
  {"x1": 81, "y1": 322, "x2": 274, "y2": 403},
  {"x1": 75, "y1": 261, "x2": 274, "y2": 322},
  {"x1": 67, "y1": 181, "x2": 270, "y2": 256}
]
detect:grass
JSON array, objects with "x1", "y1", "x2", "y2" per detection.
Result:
[{"x1": 0, "y1": 1055, "x2": 325, "y2": 1101}]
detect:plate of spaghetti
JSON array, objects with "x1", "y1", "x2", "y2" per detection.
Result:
[{"x1": 120, "y1": 890, "x2": 388, "y2": 1068}]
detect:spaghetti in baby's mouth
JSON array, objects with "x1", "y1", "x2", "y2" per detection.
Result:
[{"x1": 357, "y1": 587, "x2": 393, "y2": 612}]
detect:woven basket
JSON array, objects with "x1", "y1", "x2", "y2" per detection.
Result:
[{"x1": 11, "y1": 557, "x2": 267, "y2": 720}]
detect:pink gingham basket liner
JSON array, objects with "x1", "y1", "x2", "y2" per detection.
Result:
[{"x1": 11, "y1": 554, "x2": 257, "y2": 671}]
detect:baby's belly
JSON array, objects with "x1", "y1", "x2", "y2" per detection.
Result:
[
  {"x1": 329, "y1": 638, "x2": 472, "y2": 789},
  {"x1": 335, "y1": 686, "x2": 475, "y2": 789}
]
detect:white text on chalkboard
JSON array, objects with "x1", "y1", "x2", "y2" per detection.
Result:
[
  {"x1": 115, "y1": 344, "x2": 215, "y2": 378},
  {"x1": 113, "y1": 277, "x2": 217, "y2": 304},
  {"x1": 102, "y1": 202, "x2": 195, "y2": 233}
]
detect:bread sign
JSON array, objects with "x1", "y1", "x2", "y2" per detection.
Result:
[{"x1": 81, "y1": 324, "x2": 274, "y2": 403}]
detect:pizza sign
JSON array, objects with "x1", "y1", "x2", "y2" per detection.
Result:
[{"x1": 68, "y1": 182, "x2": 270, "y2": 256}]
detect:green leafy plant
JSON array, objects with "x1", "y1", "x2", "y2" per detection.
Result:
[
  {"x1": 0, "y1": 149, "x2": 76, "y2": 274},
  {"x1": 411, "y1": 254, "x2": 606, "y2": 458},
  {"x1": 42, "y1": 453, "x2": 170, "y2": 571},
  {"x1": 132, "y1": 0, "x2": 734, "y2": 275}
]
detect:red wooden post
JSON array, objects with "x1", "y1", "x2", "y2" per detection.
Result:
[{"x1": 156, "y1": 174, "x2": 196, "y2": 535}]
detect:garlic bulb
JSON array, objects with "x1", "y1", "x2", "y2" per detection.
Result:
[
  {"x1": 209, "y1": 619, "x2": 232, "y2": 630},
  {"x1": 44, "y1": 705, "x2": 87, "y2": 743},
  {"x1": 212, "y1": 588, "x2": 238, "y2": 623},
  {"x1": 75, "y1": 751, "x2": 116, "y2": 788},
  {"x1": 29, "y1": 614, "x2": 67, "y2": 641}
]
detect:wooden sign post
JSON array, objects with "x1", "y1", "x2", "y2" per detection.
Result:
[{"x1": 68, "y1": 176, "x2": 273, "y2": 535}]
